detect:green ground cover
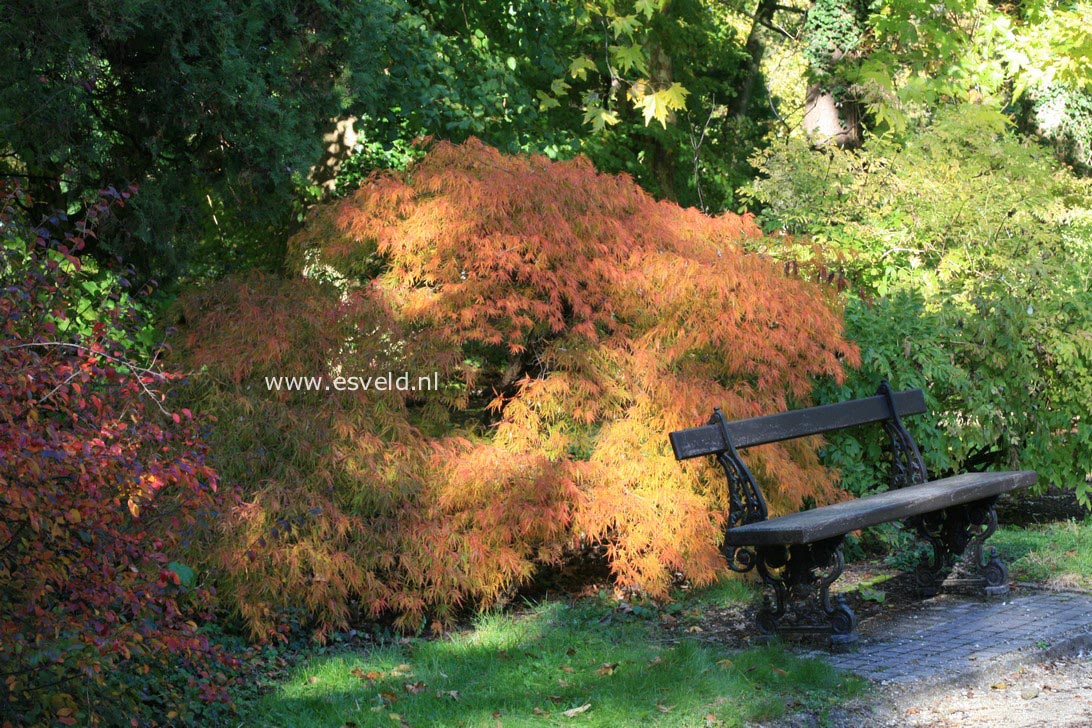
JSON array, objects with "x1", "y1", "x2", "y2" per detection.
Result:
[
  {"x1": 992, "y1": 518, "x2": 1092, "y2": 590},
  {"x1": 241, "y1": 519, "x2": 1091, "y2": 727},
  {"x1": 243, "y1": 586, "x2": 863, "y2": 727}
]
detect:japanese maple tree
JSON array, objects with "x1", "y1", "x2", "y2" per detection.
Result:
[{"x1": 178, "y1": 139, "x2": 859, "y2": 637}]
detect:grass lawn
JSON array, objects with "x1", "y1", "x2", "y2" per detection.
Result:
[
  {"x1": 243, "y1": 584, "x2": 864, "y2": 727},
  {"x1": 991, "y1": 517, "x2": 1092, "y2": 590}
]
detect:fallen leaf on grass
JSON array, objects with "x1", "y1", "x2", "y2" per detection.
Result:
[
  {"x1": 715, "y1": 659, "x2": 733, "y2": 669},
  {"x1": 771, "y1": 667, "x2": 788, "y2": 677},
  {"x1": 435, "y1": 690, "x2": 460, "y2": 700},
  {"x1": 687, "y1": 626, "x2": 703, "y2": 633},
  {"x1": 566, "y1": 647, "x2": 576, "y2": 656},
  {"x1": 547, "y1": 695, "x2": 564, "y2": 703},
  {"x1": 647, "y1": 656, "x2": 663, "y2": 667},
  {"x1": 596, "y1": 663, "x2": 618, "y2": 676},
  {"x1": 379, "y1": 691, "x2": 399, "y2": 704},
  {"x1": 558, "y1": 679, "x2": 570, "y2": 688},
  {"x1": 560, "y1": 665, "x2": 575, "y2": 673},
  {"x1": 351, "y1": 668, "x2": 384, "y2": 681},
  {"x1": 562, "y1": 704, "x2": 591, "y2": 718},
  {"x1": 533, "y1": 707, "x2": 548, "y2": 716},
  {"x1": 390, "y1": 664, "x2": 412, "y2": 677},
  {"x1": 308, "y1": 676, "x2": 321, "y2": 684},
  {"x1": 657, "y1": 702, "x2": 675, "y2": 713},
  {"x1": 403, "y1": 681, "x2": 426, "y2": 694}
]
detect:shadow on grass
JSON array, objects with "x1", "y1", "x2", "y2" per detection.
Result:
[{"x1": 245, "y1": 594, "x2": 864, "y2": 727}]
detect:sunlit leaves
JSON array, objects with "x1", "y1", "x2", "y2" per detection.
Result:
[
  {"x1": 854, "y1": 0, "x2": 1092, "y2": 130},
  {"x1": 629, "y1": 81, "x2": 691, "y2": 128},
  {"x1": 635, "y1": 0, "x2": 662, "y2": 21},
  {"x1": 610, "y1": 14, "x2": 641, "y2": 38},
  {"x1": 583, "y1": 104, "x2": 621, "y2": 131},
  {"x1": 747, "y1": 108, "x2": 1092, "y2": 505}
]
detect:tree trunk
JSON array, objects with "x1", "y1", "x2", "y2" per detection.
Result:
[
  {"x1": 310, "y1": 116, "x2": 359, "y2": 194},
  {"x1": 647, "y1": 14, "x2": 678, "y2": 201},
  {"x1": 803, "y1": 83, "x2": 861, "y2": 148},
  {"x1": 733, "y1": 0, "x2": 778, "y2": 120}
]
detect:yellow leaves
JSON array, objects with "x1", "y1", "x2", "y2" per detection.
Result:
[
  {"x1": 610, "y1": 14, "x2": 640, "y2": 39},
  {"x1": 582, "y1": 105, "x2": 620, "y2": 132},
  {"x1": 629, "y1": 81, "x2": 691, "y2": 128}
]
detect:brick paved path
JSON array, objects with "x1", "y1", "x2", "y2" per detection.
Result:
[{"x1": 824, "y1": 591, "x2": 1092, "y2": 684}]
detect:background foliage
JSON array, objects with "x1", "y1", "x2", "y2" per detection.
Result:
[{"x1": 746, "y1": 106, "x2": 1092, "y2": 505}]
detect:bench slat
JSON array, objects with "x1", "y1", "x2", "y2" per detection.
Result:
[
  {"x1": 724, "y1": 470, "x2": 1037, "y2": 546},
  {"x1": 670, "y1": 389, "x2": 927, "y2": 459}
]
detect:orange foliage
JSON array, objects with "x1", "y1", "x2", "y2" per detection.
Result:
[{"x1": 177, "y1": 139, "x2": 859, "y2": 637}]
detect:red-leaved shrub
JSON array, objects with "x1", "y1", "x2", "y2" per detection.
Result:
[{"x1": 0, "y1": 185, "x2": 235, "y2": 725}]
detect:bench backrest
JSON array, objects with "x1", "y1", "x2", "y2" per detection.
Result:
[
  {"x1": 668, "y1": 384, "x2": 929, "y2": 542},
  {"x1": 670, "y1": 388, "x2": 926, "y2": 460}
]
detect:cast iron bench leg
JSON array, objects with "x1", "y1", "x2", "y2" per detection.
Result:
[
  {"x1": 753, "y1": 536, "x2": 858, "y2": 649},
  {"x1": 909, "y1": 496, "x2": 1010, "y2": 597}
]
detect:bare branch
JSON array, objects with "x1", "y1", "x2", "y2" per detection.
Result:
[{"x1": 1, "y1": 342, "x2": 173, "y2": 415}]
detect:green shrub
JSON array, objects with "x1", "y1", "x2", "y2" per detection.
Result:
[{"x1": 746, "y1": 105, "x2": 1092, "y2": 505}]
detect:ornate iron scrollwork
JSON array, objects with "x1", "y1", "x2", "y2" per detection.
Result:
[
  {"x1": 709, "y1": 408, "x2": 767, "y2": 573},
  {"x1": 912, "y1": 496, "x2": 1009, "y2": 597},
  {"x1": 877, "y1": 380, "x2": 928, "y2": 489},
  {"x1": 875, "y1": 383, "x2": 1011, "y2": 597},
  {"x1": 753, "y1": 537, "x2": 857, "y2": 647}
]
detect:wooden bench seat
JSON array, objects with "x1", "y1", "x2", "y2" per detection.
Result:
[
  {"x1": 669, "y1": 382, "x2": 1037, "y2": 647},
  {"x1": 725, "y1": 471, "x2": 1037, "y2": 546}
]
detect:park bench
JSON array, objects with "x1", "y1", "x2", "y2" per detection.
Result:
[{"x1": 669, "y1": 383, "x2": 1036, "y2": 646}]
